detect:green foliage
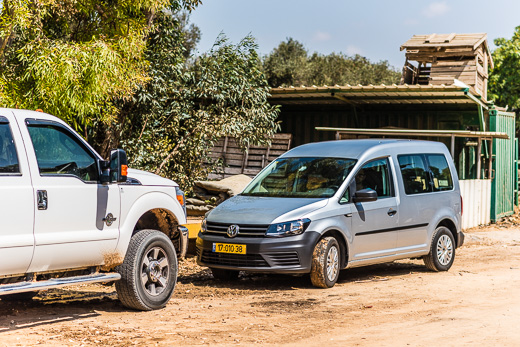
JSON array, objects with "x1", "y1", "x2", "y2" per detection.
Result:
[
  {"x1": 0, "y1": 0, "x2": 201, "y2": 133},
  {"x1": 263, "y1": 38, "x2": 401, "y2": 87},
  {"x1": 489, "y1": 26, "x2": 520, "y2": 110},
  {"x1": 116, "y1": 13, "x2": 280, "y2": 191}
]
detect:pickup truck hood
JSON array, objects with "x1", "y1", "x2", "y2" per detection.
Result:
[
  {"x1": 206, "y1": 195, "x2": 328, "y2": 225},
  {"x1": 127, "y1": 168, "x2": 178, "y2": 187}
]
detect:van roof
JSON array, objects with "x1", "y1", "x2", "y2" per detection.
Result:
[{"x1": 281, "y1": 139, "x2": 448, "y2": 159}]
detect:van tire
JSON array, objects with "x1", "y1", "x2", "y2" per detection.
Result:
[
  {"x1": 423, "y1": 227, "x2": 455, "y2": 272},
  {"x1": 310, "y1": 237, "x2": 340, "y2": 288},
  {"x1": 116, "y1": 229, "x2": 177, "y2": 311},
  {"x1": 210, "y1": 268, "x2": 240, "y2": 281}
]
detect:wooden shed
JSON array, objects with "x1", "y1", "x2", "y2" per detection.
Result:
[{"x1": 400, "y1": 33, "x2": 493, "y2": 100}]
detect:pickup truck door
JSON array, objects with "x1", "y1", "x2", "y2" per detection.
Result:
[
  {"x1": 0, "y1": 114, "x2": 35, "y2": 276},
  {"x1": 19, "y1": 118, "x2": 121, "y2": 273}
]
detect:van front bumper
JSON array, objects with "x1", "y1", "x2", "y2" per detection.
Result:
[{"x1": 196, "y1": 231, "x2": 321, "y2": 274}]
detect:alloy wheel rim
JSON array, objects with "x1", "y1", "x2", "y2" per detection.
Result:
[
  {"x1": 141, "y1": 247, "x2": 169, "y2": 296},
  {"x1": 326, "y1": 245, "x2": 339, "y2": 282},
  {"x1": 436, "y1": 234, "x2": 453, "y2": 266}
]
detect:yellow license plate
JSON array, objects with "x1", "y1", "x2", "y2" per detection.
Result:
[{"x1": 212, "y1": 243, "x2": 246, "y2": 254}]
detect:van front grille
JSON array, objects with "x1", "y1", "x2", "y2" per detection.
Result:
[
  {"x1": 205, "y1": 222, "x2": 268, "y2": 237},
  {"x1": 200, "y1": 250, "x2": 269, "y2": 268},
  {"x1": 264, "y1": 252, "x2": 301, "y2": 267}
]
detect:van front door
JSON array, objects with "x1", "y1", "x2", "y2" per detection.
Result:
[{"x1": 350, "y1": 158, "x2": 399, "y2": 261}]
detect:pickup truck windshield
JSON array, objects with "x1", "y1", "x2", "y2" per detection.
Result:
[{"x1": 242, "y1": 157, "x2": 356, "y2": 198}]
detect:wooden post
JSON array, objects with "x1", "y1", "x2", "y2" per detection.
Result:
[{"x1": 476, "y1": 138, "x2": 482, "y2": 179}]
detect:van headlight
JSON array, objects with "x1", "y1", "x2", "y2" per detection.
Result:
[
  {"x1": 265, "y1": 218, "x2": 311, "y2": 237},
  {"x1": 201, "y1": 218, "x2": 207, "y2": 233}
]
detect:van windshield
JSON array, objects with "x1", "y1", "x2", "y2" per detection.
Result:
[{"x1": 242, "y1": 157, "x2": 357, "y2": 198}]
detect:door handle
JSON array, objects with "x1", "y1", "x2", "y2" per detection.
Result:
[
  {"x1": 387, "y1": 208, "x2": 397, "y2": 216},
  {"x1": 37, "y1": 190, "x2": 48, "y2": 210}
]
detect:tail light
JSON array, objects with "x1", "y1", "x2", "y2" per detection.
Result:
[{"x1": 460, "y1": 195, "x2": 463, "y2": 216}]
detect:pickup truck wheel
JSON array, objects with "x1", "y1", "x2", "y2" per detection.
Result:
[
  {"x1": 310, "y1": 236, "x2": 340, "y2": 288},
  {"x1": 210, "y1": 268, "x2": 239, "y2": 281},
  {"x1": 423, "y1": 226, "x2": 455, "y2": 272},
  {"x1": 1, "y1": 291, "x2": 38, "y2": 302},
  {"x1": 116, "y1": 229, "x2": 177, "y2": 311}
]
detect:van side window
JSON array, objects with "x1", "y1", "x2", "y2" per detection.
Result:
[
  {"x1": 0, "y1": 123, "x2": 20, "y2": 174},
  {"x1": 398, "y1": 155, "x2": 432, "y2": 194},
  {"x1": 27, "y1": 124, "x2": 99, "y2": 182},
  {"x1": 355, "y1": 158, "x2": 392, "y2": 198},
  {"x1": 426, "y1": 154, "x2": 453, "y2": 191}
]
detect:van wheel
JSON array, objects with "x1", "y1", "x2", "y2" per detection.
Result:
[
  {"x1": 210, "y1": 268, "x2": 240, "y2": 281},
  {"x1": 423, "y1": 226, "x2": 455, "y2": 272},
  {"x1": 116, "y1": 229, "x2": 177, "y2": 311},
  {"x1": 310, "y1": 237, "x2": 340, "y2": 288},
  {"x1": 1, "y1": 291, "x2": 38, "y2": 302}
]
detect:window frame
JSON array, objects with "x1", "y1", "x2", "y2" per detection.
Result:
[
  {"x1": 25, "y1": 119, "x2": 102, "y2": 183},
  {"x1": 339, "y1": 156, "x2": 394, "y2": 204},
  {"x1": 0, "y1": 116, "x2": 22, "y2": 176},
  {"x1": 397, "y1": 153, "x2": 454, "y2": 196}
]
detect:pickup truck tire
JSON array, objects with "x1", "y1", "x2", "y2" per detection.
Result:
[
  {"x1": 310, "y1": 236, "x2": 340, "y2": 288},
  {"x1": 423, "y1": 226, "x2": 455, "y2": 272},
  {"x1": 116, "y1": 229, "x2": 178, "y2": 311},
  {"x1": 1, "y1": 291, "x2": 37, "y2": 302}
]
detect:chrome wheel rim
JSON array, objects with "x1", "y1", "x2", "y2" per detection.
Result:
[
  {"x1": 436, "y1": 234, "x2": 453, "y2": 266},
  {"x1": 326, "y1": 245, "x2": 339, "y2": 282},
  {"x1": 141, "y1": 247, "x2": 169, "y2": 296}
]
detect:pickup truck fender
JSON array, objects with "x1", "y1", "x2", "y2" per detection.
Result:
[{"x1": 115, "y1": 191, "x2": 186, "y2": 257}]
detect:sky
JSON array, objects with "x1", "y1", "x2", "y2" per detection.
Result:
[{"x1": 190, "y1": 0, "x2": 520, "y2": 69}]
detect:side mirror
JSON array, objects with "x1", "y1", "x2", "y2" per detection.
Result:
[
  {"x1": 110, "y1": 149, "x2": 128, "y2": 183},
  {"x1": 353, "y1": 188, "x2": 378, "y2": 203},
  {"x1": 99, "y1": 160, "x2": 110, "y2": 184}
]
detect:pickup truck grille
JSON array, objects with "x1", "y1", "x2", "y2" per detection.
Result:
[
  {"x1": 200, "y1": 250, "x2": 269, "y2": 267},
  {"x1": 205, "y1": 222, "x2": 268, "y2": 237}
]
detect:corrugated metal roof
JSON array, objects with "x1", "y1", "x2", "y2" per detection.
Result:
[{"x1": 269, "y1": 83, "x2": 489, "y2": 108}]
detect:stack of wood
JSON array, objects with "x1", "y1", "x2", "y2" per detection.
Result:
[
  {"x1": 186, "y1": 174, "x2": 253, "y2": 216},
  {"x1": 207, "y1": 133, "x2": 292, "y2": 180},
  {"x1": 400, "y1": 33, "x2": 493, "y2": 100}
]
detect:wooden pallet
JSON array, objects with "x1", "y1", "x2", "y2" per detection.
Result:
[{"x1": 207, "y1": 134, "x2": 292, "y2": 179}]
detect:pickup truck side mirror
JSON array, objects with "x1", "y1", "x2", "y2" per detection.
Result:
[
  {"x1": 353, "y1": 188, "x2": 378, "y2": 203},
  {"x1": 110, "y1": 149, "x2": 128, "y2": 183},
  {"x1": 99, "y1": 160, "x2": 111, "y2": 184}
]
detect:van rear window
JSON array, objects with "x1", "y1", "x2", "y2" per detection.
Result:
[{"x1": 398, "y1": 154, "x2": 453, "y2": 195}]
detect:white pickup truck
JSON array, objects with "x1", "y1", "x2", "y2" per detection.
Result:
[{"x1": 0, "y1": 108, "x2": 188, "y2": 311}]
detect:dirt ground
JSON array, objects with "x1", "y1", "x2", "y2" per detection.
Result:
[{"x1": 1, "y1": 225, "x2": 520, "y2": 346}]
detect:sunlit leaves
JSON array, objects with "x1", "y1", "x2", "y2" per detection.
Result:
[{"x1": 489, "y1": 26, "x2": 520, "y2": 111}]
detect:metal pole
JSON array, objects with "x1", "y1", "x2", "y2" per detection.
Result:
[
  {"x1": 450, "y1": 134, "x2": 455, "y2": 159},
  {"x1": 488, "y1": 138, "x2": 494, "y2": 179},
  {"x1": 477, "y1": 138, "x2": 482, "y2": 179}
]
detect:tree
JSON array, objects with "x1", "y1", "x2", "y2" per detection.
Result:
[
  {"x1": 263, "y1": 38, "x2": 307, "y2": 87},
  {"x1": 263, "y1": 38, "x2": 401, "y2": 87},
  {"x1": 115, "y1": 12, "x2": 280, "y2": 191},
  {"x1": 0, "y1": 0, "x2": 201, "y2": 133},
  {"x1": 489, "y1": 26, "x2": 520, "y2": 111}
]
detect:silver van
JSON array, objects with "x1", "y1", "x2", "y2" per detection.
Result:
[{"x1": 196, "y1": 139, "x2": 464, "y2": 288}]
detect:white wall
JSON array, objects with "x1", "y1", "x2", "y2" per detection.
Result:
[{"x1": 460, "y1": 179, "x2": 491, "y2": 230}]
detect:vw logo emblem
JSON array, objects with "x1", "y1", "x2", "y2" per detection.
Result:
[{"x1": 227, "y1": 224, "x2": 239, "y2": 238}]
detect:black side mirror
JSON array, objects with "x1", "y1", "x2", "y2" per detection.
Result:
[
  {"x1": 110, "y1": 149, "x2": 128, "y2": 183},
  {"x1": 353, "y1": 188, "x2": 378, "y2": 203},
  {"x1": 99, "y1": 159, "x2": 110, "y2": 184}
]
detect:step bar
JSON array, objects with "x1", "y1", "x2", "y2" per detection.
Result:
[{"x1": 0, "y1": 273, "x2": 121, "y2": 295}]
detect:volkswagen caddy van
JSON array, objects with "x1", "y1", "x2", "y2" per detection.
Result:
[{"x1": 196, "y1": 139, "x2": 464, "y2": 288}]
